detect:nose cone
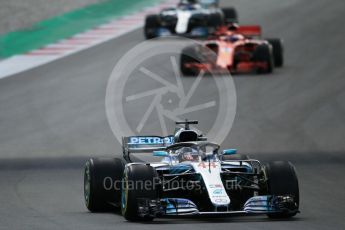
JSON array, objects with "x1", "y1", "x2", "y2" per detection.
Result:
[{"x1": 191, "y1": 162, "x2": 231, "y2": 207}]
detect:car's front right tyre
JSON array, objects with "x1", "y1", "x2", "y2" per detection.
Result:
[
  {"x1": 84, "y1": 157, "x2": 124, "y2": 212},
  {"x1": 144, "y1": 15, "x2": 160, "y2": 39},
  {"x1": 222, "y1": 7, "x2": 238, "y2": 23}
]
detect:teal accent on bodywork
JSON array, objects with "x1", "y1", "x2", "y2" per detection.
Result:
[
  {"x1": 153, "y1": 151, "x2": 169, "y2": 157},
  {"x1": 169, "y1": 164, "x2": 193, "y2": 174},
  {"x1": 223, "y1": 149, "x2": 237, "y2": 155},
  {"x1": 121, "y1": 179, "x2": 127, "y2": 210},
  {"x1": 161, "y1": 198, "x2": 198, "y2": 214}
]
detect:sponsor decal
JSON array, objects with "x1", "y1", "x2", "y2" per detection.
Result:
[
  {"x1": 213, "y1": 189, "x2": 223, "y2": 195},
  {"x1": 222, "y1": 47, "x2": 233, "y2": 53},
  {"x1": 128, "y1": 136, "x2": 174, "y2": 145},
  {"x1": 213, "y1": 195, "x2": 227, "y2": 198},
  {"x1": 198, "y1": 162, "x2": 217, "y2": 169},
  {"x1": 209, "y1": 184, "x2": 222, "y2": 189},
  {"x1": 214, "y1": 199, "x2": 228, "y2": 204}
]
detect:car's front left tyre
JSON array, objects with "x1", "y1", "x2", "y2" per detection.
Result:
[
  {"x1": 208, "y1": 13, "x2": 224, "y2": 29},
  {"x1": 253, "y1": 43, "x2": 274, "y2": 74},
  {"x1": 266, "y1": 38, "x2": 284, "y2": 67},
  {"x1": 264, "y1": 161, "x2": 299, "y2": 218},
  {"x1": 180, "y1": 45, "x2": 201, "y2": 76},
  {"x1": 121, "y1": 164, "x2": 159, "y2": 221}
]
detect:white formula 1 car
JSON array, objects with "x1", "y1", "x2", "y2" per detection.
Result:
[
  {"x1": 84, "y1": 120, "x2": 299, "y2": 221},
  {"x1": 144, "y1": 0, "x2": 238, "y2": 39}
]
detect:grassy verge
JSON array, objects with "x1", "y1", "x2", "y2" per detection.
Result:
[{"x1": 0, "y1": 0, "x2": 163, "y2": 58}]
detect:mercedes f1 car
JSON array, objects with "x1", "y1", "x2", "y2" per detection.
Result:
[
  {"x1": 84, "y1": 120, "x2": 299, "y2": 221},
  {"x1": 144, "y1": 0, "x2": 238, "y2": 39},
  {"x1": 180, "y1": 23, "x2": 284, "y2": 75}
]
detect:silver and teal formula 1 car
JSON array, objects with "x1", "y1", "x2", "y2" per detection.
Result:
[
  {"x1": 84, "y1": 120, "x2": 299, "y2": 221},
  {"x1": 144, "y1": 0, "x2": 238, "y2": 39}
]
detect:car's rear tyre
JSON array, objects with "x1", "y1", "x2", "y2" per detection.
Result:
[
  {"x1": 180, "y1": 45, "x2": 201, "y2": 76},
  {"x1": 144, "y1": 15, "x2": 160, "y2": 39},
  {"x1": 208, "y1": 13, "x2": 224, "y2": 29},
  {"x1": 253, "y1": 44, "x2": 274, "y2": 74},
  {"x1": 221, "y1": 154, "x2": 249, "y2": 161},
  {"x1": 266, "y1": 39, "x2": 284, "y2": 67},
  {"x1": 84, "y1": 157, "x2": 125, "y2": 212},
  {"x1": 222, "y1": 7, "x2": 238, "y2": 23},
  {"x1": 121, "y1": 164, "x2": 158, "y2": 221},
  {"x1": 264, "y1": 161, "x2": 299, "y2": 218}
]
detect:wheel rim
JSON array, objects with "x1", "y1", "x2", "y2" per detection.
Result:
[
  {"x1": 121, "y1": 175, "x2": 128, "y2": 214},
  {"x1": 84, "y1": 162, "x2": 91, "y2": 206}
]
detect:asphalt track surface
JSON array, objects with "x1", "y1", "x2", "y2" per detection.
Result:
[{"x1": 1, "y1": 0, "x2": 345, "y2": 229}]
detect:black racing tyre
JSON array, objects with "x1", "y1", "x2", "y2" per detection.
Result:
[
  {"x1": 264, "y1": 161, "x2": 299, "y2": 218},
  {"x1": 253, "y1": 43, "x2": 274, "y2": 74},
  {"x1": 180, "y1": 45, "x2": 201, "y2": 76},
  {"x1": 208, "y1": 13, "x2": 224, "y2": 28},
  {"x1": 84, "y1": 157, "x2": 125, "y2": 212},
  {"x1": 144, "y1": 15, "x2": 160, "y2": 39},
  {"x1": 221, "y1": 154, "x2": 249, "y2": 161},
  {"x1": 121, "y1": 164, "x2": 158, "y2": 221},
  {"x1": 222, "y1": 7, "x2": 238, "y2": 23},
  {"x1": 266, "y1": 39, "x2": 284, "y2": 67}
]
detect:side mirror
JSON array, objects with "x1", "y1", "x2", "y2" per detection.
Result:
[
  {"x1": 153, "y1": 151, "x2": 169, "y2": 157},
  {"x1": 222, "y1": 149, "x2": 237, "y2": 155}
]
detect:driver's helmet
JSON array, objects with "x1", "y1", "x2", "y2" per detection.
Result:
[
  {"x1": 228, "y1": 23, "x2": 239, "y2": 31},
  {"x1": 176, "y1": 147, "x2": 199, "y2": 161},
  {"x1": 225, "y1": 34, "x2": 242, "y2": 43}
]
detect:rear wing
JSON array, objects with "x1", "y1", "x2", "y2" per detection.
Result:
[
  {"x1": 122, "y1": 136, "x2": 174, "y2": 161},
  {"x1": 213, "y1": 25, "x2": 262, "y2": 38},
  {"x1": 237, "y1": 25, "x2": 262, "y2": 38}
]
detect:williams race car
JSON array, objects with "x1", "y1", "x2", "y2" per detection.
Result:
[
  {"x1": 144, "y1": 0, "x2": 238, "y2": 39},
  {"x1": 180, "y1": 23, "x2": 284, "y2": 75},
  {"x1": 84, "y1": 120, "x2": 299, "y2": 221}
]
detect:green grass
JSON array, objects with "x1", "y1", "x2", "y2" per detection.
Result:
[{"x1": 0, "y1": 0, "x2": 164, "y2": 58}]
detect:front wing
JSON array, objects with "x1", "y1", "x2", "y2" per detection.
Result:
[
  {"x1": 137, "y1": 195, "x2": 298, "y2": 218},
  {"x1": 183, "y1": 61, "x2": 269, "y2": 74}
]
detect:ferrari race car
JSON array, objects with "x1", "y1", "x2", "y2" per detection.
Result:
[
  {"x1": 84, "y1": 120, "x2": 299, "y2": 221},
  {"x1": 144, "y1": 0, "x2": 238, "y2": 39},
  {"x1": 180, "y1": 23, "x2": 284, "y2": 75}
]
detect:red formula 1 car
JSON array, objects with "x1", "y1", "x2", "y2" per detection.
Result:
[{"x1": 180, "y1": 23, "x2": 284, "y2": 75}]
